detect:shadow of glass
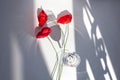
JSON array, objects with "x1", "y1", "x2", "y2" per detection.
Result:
[{"x1": 73, "y1": 0, "x2": 119, "y2": 80}]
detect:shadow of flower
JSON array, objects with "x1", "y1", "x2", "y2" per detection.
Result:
[{"x1": 50, "y1": 24, "x2": 61, "y2": 47}]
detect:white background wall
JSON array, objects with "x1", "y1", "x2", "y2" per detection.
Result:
[{"x1": 0, "y1": 0, "x2": 120, "y2": 80}]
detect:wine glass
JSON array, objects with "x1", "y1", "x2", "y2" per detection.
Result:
[{"x1": 62, "y1": 51, "x2": 80, "y2": 67}]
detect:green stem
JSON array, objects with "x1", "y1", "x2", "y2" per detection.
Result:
[
  {"x1": 51, "y1": 60, "x2": 58, "y2": 80},
  {"x1": 58, "y1": 24, "x2": 69, "y2": 80},
  {"x1": 58, "y1": 64, "x2": 63, "y2": 80},
  {"x1": 62, "y1": 24, "x2": 68, "y2": 48},
  {"x1": 48, "y1": 37, "x2": 58, "y2": 60},
  {"x1": 63, "y1": 24, "x2": 69, "y2": 51},
  {"x1": 47, "y1": 37, "x2": 58, "y2": 80}
]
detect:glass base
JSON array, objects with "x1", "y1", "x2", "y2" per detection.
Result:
[{"x1": 62, "y1": 52, "x2": 80, "y2": 67}]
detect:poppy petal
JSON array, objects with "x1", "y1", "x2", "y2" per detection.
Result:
[
  {"x1": 36, "y1": 27, "x2": 52, "y2": 38},
  {"x1": 57, "y1": 10, "x2": 72, "y2": 24},
  {"x1": 38, "y1": 9, "x2": 47, "y2": 27}
]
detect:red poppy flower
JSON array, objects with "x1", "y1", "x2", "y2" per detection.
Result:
[
  {"x1": 38, "y1": 9, "x2": 47, "y2": 27},
  {"x1": 36, "y1": 27, "x2": 52, "y2": 38},
  {"x1": 57, "y1": 10, "x2": 72, "y2": 24}
]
